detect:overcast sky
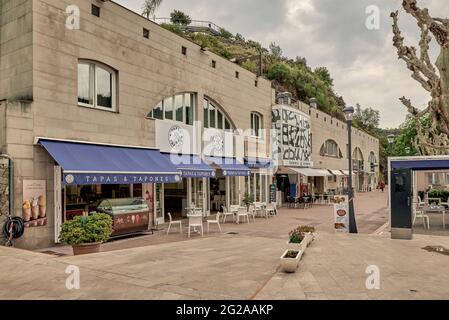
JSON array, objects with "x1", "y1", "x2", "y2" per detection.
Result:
[{"x1": 115, "y1": 0, "x2": 447, "y2": 129}]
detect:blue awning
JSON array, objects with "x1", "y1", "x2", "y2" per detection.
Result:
[
  {"x1": 38, "y1": 139, "x2": 181, "y2": 185},
  {"x1": 391, "y1": 159, "x2": 449, "y2": 170},
  {"x1": 244, "y1": 157, "x2": 274, "y2": 169},
  {"x1": 205, "y1": 157, "x2": 251, "y2": 176},
  {"x1": 162, "y1": 153, "x2": 215, "y2": 178}
]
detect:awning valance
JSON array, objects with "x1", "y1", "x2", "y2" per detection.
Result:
[
  {"x1": 328, "y1": 169, "x2": 344, "y2": 176},
  {"x1": 162, "y1": 153, "x2": 215, "y2": 178},
  {"x1": 205, "y1": 157, "x2": 251, "y2": 176},
  {"x1": 38, "y1": 139, "x2": 181, "y2": 185},
  {"x1": 289, "y1": 167, "x2": 332, "y2": 177},
  {"x1": 244, "y1": 157, "x2": 274, "y2": 169}
]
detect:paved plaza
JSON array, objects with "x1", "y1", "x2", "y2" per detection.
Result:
[{"x1": 1, "y1": 190, "x2": 449, "y2": 300}]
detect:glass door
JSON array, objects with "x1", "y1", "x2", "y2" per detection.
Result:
[{"x1": 154, "y1": 183, "x2": 164, "y2": 226}]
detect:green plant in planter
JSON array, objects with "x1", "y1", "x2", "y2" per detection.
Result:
[
  {"x1": 284, "y1": 250, "x2": 299, "y2": 258},
  {"x1": 242, "y1": 193, "x2": 254, "y2": 211},
  {"x1": 59, "y1": 213, "x2": 113, "y2": 245},
  {"x1": 288, "y1": 228, "x2": 305, "y2": 244}
]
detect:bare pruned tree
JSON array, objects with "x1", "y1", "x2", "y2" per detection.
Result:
[{"x1": 391, "y1": 0, "x2": 449, "y2": 155}]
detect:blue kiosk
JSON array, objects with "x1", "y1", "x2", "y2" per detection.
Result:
[{"x1": 389, "y1": 156, "x2": 449, "y2": 239}]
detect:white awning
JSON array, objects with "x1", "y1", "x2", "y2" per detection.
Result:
[
  {"x1": 328, "y1": 169, "x2": 344, "y2": 176},
  {"x1": 340, "y1": 170, "x2": 356, "y2": 176},
  {"x1": 289, "y1": 167, "x2": 332, "y2": 177}
]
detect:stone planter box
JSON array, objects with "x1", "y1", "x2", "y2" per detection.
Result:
[
  {"x1": 280, "y1": 249, "x2": 302, "y2": 273},
  {"x1": 72, "y1": 242, "x2": 102, "y2": 255}
]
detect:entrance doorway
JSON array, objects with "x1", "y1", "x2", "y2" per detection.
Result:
[
  {"x1": 164, "y1": 179, "x2": 187, "y2": 220},
  {"x1": 210, "y1": 176, "x2": 226, "y2": 212}
]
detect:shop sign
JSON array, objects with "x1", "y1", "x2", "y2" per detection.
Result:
[
  {"x1": 222, "y1": 170, "x2": 250, "y2": 177},
  {"x1": 63, "y1": 173, "x2": 181, "y2": 185},
  {"x1": 272, "y1": 106, "x2": 312, "y2": 168},
  {"x1": 334, "y1": 195, "x2": 349, "y2": 233},
  {"x1": 156, "y1": 120, "x2": 195, "y2": 154},
  {"x1": 180, "y1": 170, "x2": 215, "y2": 178},
  {"x1": 22, "y1": 180, "x2": 47, "y2": 228}
]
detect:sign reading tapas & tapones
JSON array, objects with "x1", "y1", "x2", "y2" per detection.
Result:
[{"x1": 334, "y1": 195, "x2": 349, "y2": 233}]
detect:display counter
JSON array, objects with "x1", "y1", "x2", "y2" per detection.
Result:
[{"x1": 96, "y1": 197, "x2": 150, "y2": 236}]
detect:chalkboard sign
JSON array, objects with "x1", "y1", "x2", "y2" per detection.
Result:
[{"x1": 269, "y1": 184, "x2": 276, "y2": 203}]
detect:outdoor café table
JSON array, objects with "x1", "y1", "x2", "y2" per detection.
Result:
[
  {"x1": 424, "y1": 205, "x2": 446, "y2": 230},
  {"x1": 187, "y1": 211, "x2": 203, "y2": 233}
]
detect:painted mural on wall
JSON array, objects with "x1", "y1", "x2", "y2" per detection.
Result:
[{"x1": 272, "y1": 107, "x2": 312, "y2": 167}]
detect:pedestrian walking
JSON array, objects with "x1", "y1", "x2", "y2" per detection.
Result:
[{"x1": 379, "y1": 180, "x2": 385, "y2": 192}]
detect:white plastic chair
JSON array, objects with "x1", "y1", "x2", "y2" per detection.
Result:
[
  {"x1": 236, "y1": 207, "x2": 250, "y2": 224},
  {"x1": 188, "y1": 214, "x2": 204, "y2": 238},
  {"x1": 266, "y1": 203, "x2": 277, "y2": 216},
  {"x1": 166, "y1": 212, "x2": 182, "y2": 235},
  {"x1": 221, "y1": 205, "x2": 235, "y2": 223},
  {"x1": 413, "y1": 203, "x2": 430, "y2": 230},
  {"x1": 207, "y1": 212, "x2": 222, "y2": 233}
]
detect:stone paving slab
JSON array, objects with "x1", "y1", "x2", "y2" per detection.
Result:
[{"x1": 2, "y1": 230, "x2": 449, "y2": 299}]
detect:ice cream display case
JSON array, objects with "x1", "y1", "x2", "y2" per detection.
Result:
[{"x1": 95, "y1": 197, "x2": 150, "y2": 237}]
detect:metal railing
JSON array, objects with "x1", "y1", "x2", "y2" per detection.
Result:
[{"x1": 153, "y1": 18, "x2": 222, "y2": 35}]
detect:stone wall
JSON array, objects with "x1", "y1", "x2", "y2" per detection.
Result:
[{"x1": 0, "y1": 0, "x2": 33, "y2": 101}]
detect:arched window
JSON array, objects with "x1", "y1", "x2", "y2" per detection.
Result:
[
  {"x1": 368, "y1": 152, "x2": 377, "y2": 164},
  {"x1": 148, "y1": 93, "x2": 195, "y2": 125},
  {"x1": 203, "y1": 98, "x2": 234, "y2": 131},
  {"x1": 251, "y1": 112, "x2": 263, "y2": 138},
  {"x1": 78, "y1": 60, "x2": 117, "y2": 111},
  {"x1": 320, "y1": 139, "x2": 342, "y2": 158},
  {"x1": 353, "y1": 147, "x2": 364, "y2": 170}
]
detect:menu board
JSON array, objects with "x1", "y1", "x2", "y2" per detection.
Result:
[
  {"x1": 334, "y1": 195, "x2": 349, "y2": 233},
  {"x1": 269, "y1": 184, "x2": 276, "y2": 204}
]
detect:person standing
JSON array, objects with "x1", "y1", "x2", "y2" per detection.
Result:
[{"x1": 379, "y1": 180, "x2": 385, "y2": 192}]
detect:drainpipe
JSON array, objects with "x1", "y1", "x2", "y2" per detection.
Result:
[{"x1": 0, "y1": 154, "x2": 14, "y2": 217}]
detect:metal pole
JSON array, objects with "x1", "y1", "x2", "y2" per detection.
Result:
[{"x1": 347, "y1": 121, "x2": 358, "y2": 233}]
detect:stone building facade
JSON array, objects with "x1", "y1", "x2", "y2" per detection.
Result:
[{"x1": 0, "y1": 0, "x2": 379, "y2": 249}]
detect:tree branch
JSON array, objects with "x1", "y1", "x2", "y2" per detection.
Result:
[{"x1": 391, "y1": 11, "x2": 439, "y2": 93}]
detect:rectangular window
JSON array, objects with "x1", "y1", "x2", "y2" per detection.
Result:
[
  {"x1": 255, "y1": 80, "x2": 258, "y2": 87},
  {"x1": 92, "y1": 4, "x2": 100, "y2": 17},
  {"x1": 203, "y1": 99, "x2": 209, "y2": 128},
  {"x1": 77, "y1": 63, "x2": 93, "y2": 105},
  {"x1": 164, "y1": 97, "x2": 173, "y2": 120},
  {"x1": 212, "y1": 60, "x2": 216, "y2": 68},
  {"x1": 175, "y1": 94, "x2": 183, "y2": 122},
  {"x1": 209, "y1": 104, "x2": 216, "y2": 128},
  {"x1": 217, "y1": 111, "x2": 223, "y2": 129},
  {"x1": 143, "y1": 28, "x2": 150, "y2": 39},
  {"x1": 235, "y1": 71, "x2": 239, "y2": 79},
  {"x1": 152, "y1": 101, "x2": 163, "y2": 119},
  {"x1": 182, "y1": 46, "x2": 187, "y2": 55},
  {"x1": 185, "y1": 94, "x2": 193, "y2": 125},
  {"x1": 251, "y1": 113, "x2": 261, "y2": 137}
]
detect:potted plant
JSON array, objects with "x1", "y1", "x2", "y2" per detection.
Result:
[
  {"x1": 287, "y1": 225, "x2": 315, "y2": 251},
  {"x1": 242, "y1": 192, "x2": 254, "y2": 212},
  {"x1": 280, "y1": 249, "x2": 302, "y2": 273},
  {"x1": 59, "y1": 213, "x2": 113, "y2": 255}
]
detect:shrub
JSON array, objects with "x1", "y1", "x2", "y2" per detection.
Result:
[
  {"x1": 267, "y1": 62, "x2": 291, "y2": 83},
  {"x1": 241, "y1": 59, "x2": 258, "y2": 73},
  {"x1": 219, "y1": 27, "x2": 233, "y2": 39},
  {"x1": 160, "y1": 23, "x2": 183, "y2": 35},
  {"x1": 59, "y1": 213, "x2": 113, "y2": 245},
  {"x1": 242, "y1": 193, "x2": 254, "y2": 209}
]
